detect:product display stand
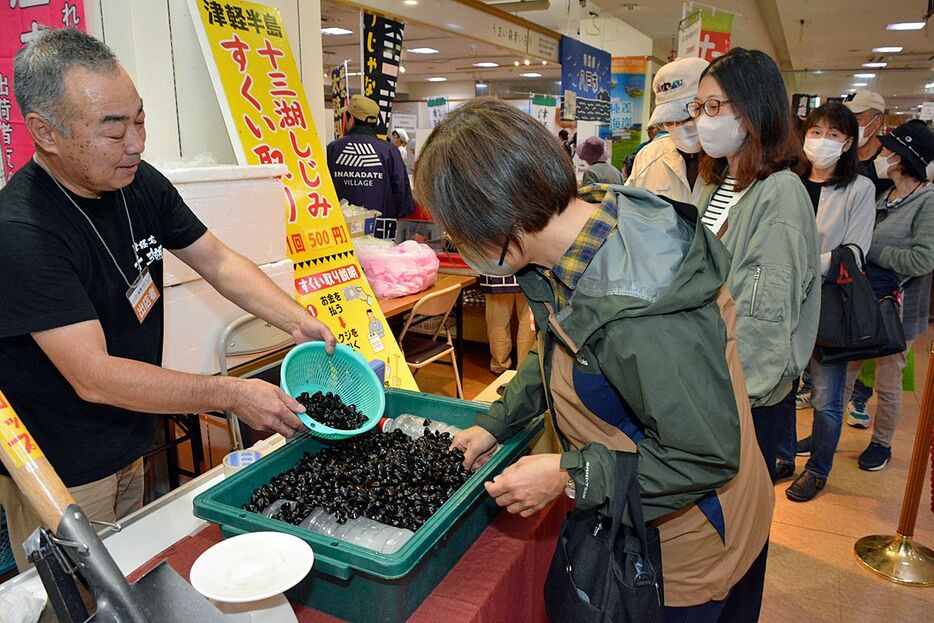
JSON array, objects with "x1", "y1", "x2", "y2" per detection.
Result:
[{"x1": 854, "y1": 342, "x2": 934, "y2": 586}]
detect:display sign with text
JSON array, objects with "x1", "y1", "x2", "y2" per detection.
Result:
[
  {"x1": 188, "y1": 0, "x2": 416, "y2": 389},
  {"x1": 560, "y1": 36, "x2": 610, "y2": 123},
  {"x1": 677, "y1": 7, "x2": 733, "y2": 62},
  {"x1": 0, "y1": 1, "x2": 86, "y2": 183},
  {"x1": 361, "y1": 11, "x2": 404, "y2": 139}
]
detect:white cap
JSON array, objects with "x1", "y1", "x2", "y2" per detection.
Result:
[
  {"x1": 648, "y1": 57, "x2": 710, "y2": 126},
  {"x1": 844, "y1": 90, "x2": 886, "y2": 114},
  {"x1": 392, "y1": 128, "x2": 409, "y2": 143}
]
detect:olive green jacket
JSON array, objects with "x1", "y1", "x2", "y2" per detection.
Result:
[
  {"x1": 476, "y1": 187, "x2": 743, "y2": 522},
  {"x1": 698, "y1": 170, "x2": 821, "y2": 407}
]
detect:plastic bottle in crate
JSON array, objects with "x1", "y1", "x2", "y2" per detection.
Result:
[
  {"x1": 379, "y1": 414, "x2": 462, "y2": 439},
  {"x1": 262, "y1": 501, "x2": 413, "y2": 554}
]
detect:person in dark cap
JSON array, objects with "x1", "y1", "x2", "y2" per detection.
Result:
[
  {"x1": 842, "y1": 120, "x2": 934, "y2": 472},
  {"x1": 576, "y1": 136, "x2": 625, "y2": 186},
  {"x1": 326, "y1": 94, "x2": 413, "y2": 218}
]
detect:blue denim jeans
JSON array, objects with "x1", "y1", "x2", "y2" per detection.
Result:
[{"x1": 804, "y1": 358, "x2": 849, "y2": 478}]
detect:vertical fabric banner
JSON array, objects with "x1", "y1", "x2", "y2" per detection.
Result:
[
  {"x1": 0, "y1": 1, "x2": 86, "y2": 184},
  {"x1": 361, "y1": 11, "x2": 404, "y2": 139},
  {"x1": 427, "y1": 97, "x2": 448, "y2": 128},
  {"x1": 610, "y1": 56, "x2": 647, "y2": 167},
  {"x1": 530, "y1": 94, "x2": 558, "y2": 134},
  {"x1": 188, "y1": 0, "x2": 416, "y2": 390},
  {"x1": 560, "y1": 36, "x2": 610, "y2": 123},
  {"x1": 331, "y1": 62, "x2": 349, "y2": 140},
  {"x1": 678, "y1": 7, "x2": 733, "y2": 62}
]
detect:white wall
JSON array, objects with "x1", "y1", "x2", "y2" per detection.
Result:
[
  {"x1": 577, "y1": 16, "x2": 654, "y2": 142},
  {"x1": 405, "y1": 80, "x2": 476, "y2": 102},
  {"x1": 82, "y1": 0, "x2": 327, "y2": 164}
]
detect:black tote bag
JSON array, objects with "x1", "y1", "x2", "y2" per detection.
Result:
[
  {"x1": 544, "y1": 451, "x2": 664, "y2": 623},
  {"x1": 816, "y1": 245, "x2": 883, "y2": 351}
]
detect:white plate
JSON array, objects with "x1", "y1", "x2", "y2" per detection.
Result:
[{"x1": 190, "y1": 532, "x2": 314, "y2": 603}]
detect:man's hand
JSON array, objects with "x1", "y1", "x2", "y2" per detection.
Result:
[
  {"x1": 292, "y1": 314, "x2": 337, "y2": 354},
  {"x1": 230, "y1": 378, "x2": 306, "y2": 438},
  {"x1": 484, "y1": 454, "x2": 566, "y2": 518},
  {"x1": 450, "y1": 426, "x2": 497, "y2": 470}
]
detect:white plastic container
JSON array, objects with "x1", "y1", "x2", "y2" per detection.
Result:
[{"x1": 380, "y1": 415, "x2": 463, "y2": 439}]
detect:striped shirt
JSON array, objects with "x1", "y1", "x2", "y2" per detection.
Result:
[{"x1": 702, "y1": 176, "x2": 738, "y2": 234}]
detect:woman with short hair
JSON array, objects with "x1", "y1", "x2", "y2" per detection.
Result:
[
  {"x1": 775, "y1": 102, "x2": 875, "y2": 501},
  {"x1": 415, "y1": 97, "x2": 773, "y2": 620}
]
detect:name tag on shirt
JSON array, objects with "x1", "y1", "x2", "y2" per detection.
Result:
[{"x1": 126, "y1": 268, "x2": 160, "y2": 323}]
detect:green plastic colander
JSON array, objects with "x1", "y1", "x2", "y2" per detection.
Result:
[{"x1": 280, "y1": 342, "x2": 385, "y2": 440}]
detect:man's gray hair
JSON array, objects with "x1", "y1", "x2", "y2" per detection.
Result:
[{"x1": 13, "y1": 28, "x2": 119, "y2": 137}]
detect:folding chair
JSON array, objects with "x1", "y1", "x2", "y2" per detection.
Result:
[
  {"x1": 398, "y1": 283, "x2": 464, "y2": 398},
  {"x1": 218, "y1": 314, "x2": 294, "y2": 450}
]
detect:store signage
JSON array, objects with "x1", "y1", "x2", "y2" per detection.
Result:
[
  {"x1": 921, "y1": 102, "x2": 934, "y2": 122},
  {"x1": 0, "y1": 1, "x2": 86, "y2": 184},
  {"x1": 187, "y1": 0, "x2": 416, "y2": 390},
  {"x1": 427, "y1": 97, "x2": 449, "y2": 128},
  {"x1": 560, "y1": 36, "x2": 611, "y2": 123},
  {"x1": 528, "y1": 31, "x2": 560, "y2": 63},
  {"x1": 609, "y1": 56, "x2": 647, "y2": 165},
  {"x1": 530, "y1": 94, "x2": 558, "y2": 134},
  {"x1": 331, "y1": 62, "x2": 349, "y2": 140},
  {"x1": 677, "y1": 7, "x2": 733, "y2": 62},
  {"x1": 361, "y1": 11, "x2": 405, "y2": 139}
]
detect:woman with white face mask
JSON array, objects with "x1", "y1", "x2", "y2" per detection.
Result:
[
  {"x1": 774, "y1": 103, "x2": 875, "y2": 502},
  {"x1": 694, "y1": 48, "x2": 821, "y2": 503},
  {"x1": 626, "y1": 56, "x2": 709, "y2": 204}
]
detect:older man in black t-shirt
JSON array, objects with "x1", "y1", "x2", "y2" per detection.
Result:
[{"x1": 0, "y1": 29, "x2": 336, "y2": 570}]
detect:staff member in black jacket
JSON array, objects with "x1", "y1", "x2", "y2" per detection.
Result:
[{"x1": 326, "y1": 95, "x2": 414, "y2": 218}]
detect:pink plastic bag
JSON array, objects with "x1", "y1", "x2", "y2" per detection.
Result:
[{"x1": 355, "y1": 239, "x2": 440, "y2": 299}]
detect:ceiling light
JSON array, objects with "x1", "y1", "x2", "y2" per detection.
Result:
[
  {"x1": 408, "y1": 47, "x2": 440, "y2": 54},
  {"x1": 520, "y1": 72, "x2": 542, "y2": 78},
  {"x1": 399, "y1": 65, "x2": 406, "y2": 73},
  {"x1": 925, "y1": 82, "x2": 934, "y2": 89},
  {"x1": 852, "y1": 82, "x2": 868, "y2": 86},
  {"x1": 426, "y1": 76, "x2": 447, "y2": 82},
  {"x1": 523, "y1": 59, "x2": 531, "y2": 66},
  {"x1": 403, "y1": 0, "x2": 418, "y2": 4},
  {"x1": 853, "y1": 73, "x2": 876, "y2": 78},
  {"x1": 887, "y1": 22, "x2": 926, "y2": 31},
  {"x1": 473, "y1": 62, "x2": 499, "y2": 68},
  {"x1": 862, "y1": 62, "x2": 887, "y2": 68},
  {"x1": 542, "y1": 60, "x2": 548, "y2": 65},
  {"x1": 346, "y1": 72, "x2": 361, "y2": 77},
  {"x1": 321, "y1": 27, "x2": 353, "y2": 36},
  {"x1": 872, "y1": 46, "x2": 903, "y2": 53},
  {"x1": 514, "y1": 60, "x2": 520, "y2": 66},
  {"x1": 812, "y1": 70, "x2": 824, "y2": 75},
  {"x1": 476, "y1": 82, "x2": 488, "y2": 88}
]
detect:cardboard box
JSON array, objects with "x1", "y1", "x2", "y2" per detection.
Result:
[
  {"x1": 162, "y1": 258, "x2": 293, "y2": 375},
  {"x1": 159, "y1": 164, "x2": 288, "y2": 286}
]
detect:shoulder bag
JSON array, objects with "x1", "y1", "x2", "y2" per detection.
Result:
[{"x1": 544, "y1": 449, "x2": 664, "y2": 622}]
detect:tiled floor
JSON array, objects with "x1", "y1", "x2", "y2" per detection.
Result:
[{"x1": 417, "y1": 336, "x2": 934, "y2": 622}]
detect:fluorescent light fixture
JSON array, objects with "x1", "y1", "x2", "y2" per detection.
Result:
[
  {"x1": 853, "y1": 73, "x2": 876, "y2": 78},
  {"x1": 426, "y1": 76, "x2": 447, "y2": 82},
  {"x1": 852, "y1": 82, "x2": 868, "y2": 86},
  {"x1": 872, "y1": 46, "x2": 903, "y2": 53},
  {"x1": 887, "y1": 22, "x2": 925, "y2": 31},
  {"x1": 403, "y1": 0, "x2": 418, "y2": 4},
  {"x1": 862, "y1": 62, "x2": 887, "y2": 68},
  {"x1": 520, "y1": 72, "x2": 542, "y2": 78},
  {"x1": 812, "y1": 70, "x2": 824, "y2": 75},
  {"x1": 346, "y1": 72, "x2": 361, "y2": 77},
  {"x1": 321, "y1": 27, "x2": 353, "y2": 36},
  {"x1": 408, "y1": 47, "x2": 439, "y2": 54},
  {"x1": 476, "y1": 82, "x2": 488, "y2": 88},
  {"x1": 473, "y1": 62, "x2": 499, "y2": 68},
  {"x1": 925, "y1": 82, "x2": 934, "y2": 89}
]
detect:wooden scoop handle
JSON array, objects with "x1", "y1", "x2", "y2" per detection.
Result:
[{"x1": 0, "y1": 389, "x2": 75, "y2": 532}]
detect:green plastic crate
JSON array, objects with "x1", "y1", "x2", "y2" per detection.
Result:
[{"x1": 193, "y1": 389, "x2": 542, "y2": 623}]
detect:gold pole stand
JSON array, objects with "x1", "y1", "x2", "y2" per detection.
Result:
[{"x1": 854, "y1": 343, "x2": 934, "y2": 586}]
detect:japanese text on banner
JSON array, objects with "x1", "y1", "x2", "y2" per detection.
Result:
[
  {"x1": 188, "y1": 0, "x2": 416, "y2": 389},
  {"x1": 0, "y1": 1, "x2": 87, "y2": 183}
]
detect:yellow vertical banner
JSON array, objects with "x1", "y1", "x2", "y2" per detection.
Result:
[{"x1": 187, "y1": 0, "x2": 416, "y2": 390}]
